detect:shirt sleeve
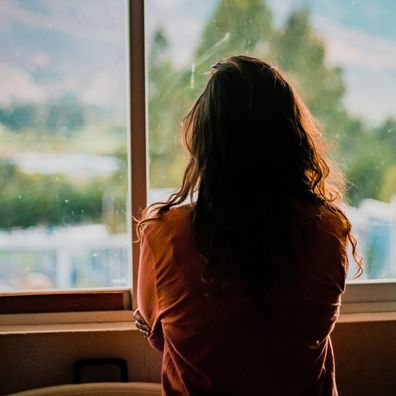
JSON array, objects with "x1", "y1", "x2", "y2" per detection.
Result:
[
  {"x1": 137, "y1": 226, "x2": 164, "y2": 352},
  {"x1": 293, "y1": 217, "x2": 348, "y2": 344}
]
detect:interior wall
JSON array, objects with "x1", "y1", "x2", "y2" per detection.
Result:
[
  {"x1": 0, "y1": 329, "x2": 162, "y2": 395},
  {"x1": 1, "y1": 320, "x2": 396, "y2": 395},
  {"x1": 333, "y1": 320, "x2": 396, "y2": 396}
]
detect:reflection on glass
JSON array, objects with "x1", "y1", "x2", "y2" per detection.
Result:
[
  {"x1": 146, "y1": 0, "x2": 396, "y2": 280},
  {"x1": 0, "y1": 0, "x2": 129, "y2": 291}
]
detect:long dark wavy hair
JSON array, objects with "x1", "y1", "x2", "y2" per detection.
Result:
[{"x1": 138, "y1": 55, "x2": 362, "y2": 292}]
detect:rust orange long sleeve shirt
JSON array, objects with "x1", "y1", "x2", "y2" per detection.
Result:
[{"x1": 137, "y1": 203, "x2": 348, "y2": 395}]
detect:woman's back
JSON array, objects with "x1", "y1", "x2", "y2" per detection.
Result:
[{"x1": 138, "y1": 202, "x2": 348, "y2": 396}]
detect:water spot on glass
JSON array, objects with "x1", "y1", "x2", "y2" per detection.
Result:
[
  {"x1": 18, "y1": 195, "x2": 22, "y2": 200},
  {"x1": 92, "y1": 252, "x2": 99, "y2": 257},
  {"x1": 190, "y1": 63, "x2": 196, "y2": 89},
  {"x1": 388, "y1": 129, "x2": 392, "y2": 133},
  {"x1": 64, "y1": 199, "x2": 70, "y2": 203}
]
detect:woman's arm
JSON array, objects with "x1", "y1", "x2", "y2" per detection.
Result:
[
  {"x1": 293, "y1": 213, "x2": 349, "y2": 344},
  {"x1": 137, "y1": 226, "x2": 164, "y2": 352}
]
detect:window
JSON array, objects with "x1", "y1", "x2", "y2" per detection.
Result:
[
  {"x1": 1, "y1": 0, "x2": 396, "y2": 317},
  {"x1": 145, "y1": 0, "x2": 396, "y2": 286},
  {"x1": 0, "y1": 0, "x2": 147, "y2": 316},
  {"x1": 0, "y1": 0, "x2": 131, "y2": 293}
]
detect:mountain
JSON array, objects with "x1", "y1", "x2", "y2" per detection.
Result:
[
  {"x1": 1, "y1": 0, "x2": 395, "y2": 123},
  {"x1": 0, "y1": 0, "x2": 127, "y2": 112}
]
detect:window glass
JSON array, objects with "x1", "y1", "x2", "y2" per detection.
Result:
[
  {"x1": 0, "y1": 0, "x2": 129, "y2": 291},
  {"x1": 146, "y1": 0, "x2": 396, "y2": 281}
]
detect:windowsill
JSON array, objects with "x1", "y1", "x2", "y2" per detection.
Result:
[
  {"x1": 2, "y1": 310, "x2": 396, "y2": 336},
  {"x1": 338, "y1": 311, "x2": 396, "y2": 323},
  {"x1": 0, "y1": 321, "x2": 136, "y2": 335},
  {"x1": 0, "y1": 310, "x2": 135, "y2": 335}
]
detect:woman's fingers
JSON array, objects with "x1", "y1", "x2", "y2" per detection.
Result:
[
  {"x1": 136, "y1": 321, "x2": 150, "y2": 337},
  {"x1": 136, "y1": 320, "x2": 150, "y2": 332},
  {"x1": 133, "y1": 308, "x2": 144, "y2": 322},
  {"x1": 133, "y1": 308, "x2": 151, "y2": 337}
]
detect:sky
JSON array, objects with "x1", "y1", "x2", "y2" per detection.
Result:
[
  {"x1": 0, "y1": 0, "x2": 395, "y2": 124},
  {"x1": 0, "y1": 0, "x2": 128, "y2": 110}
]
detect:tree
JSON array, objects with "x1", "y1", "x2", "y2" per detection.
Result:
[
  {"x1": 346, "y1": 137, "x2": 388, "y2": 205},
  {"x1": 271, "y1": 9, "x2": 346, "y2": 140},
  {"x1": 379, "y1": 165, "x2": 396, "y2": 202},
  {"x1": 0, "y1": 104, "x2": 37, "y2": 131},
  {"x1": 0, "y1": 160, "x2": 107, "y2": 229},
  {"x1": 191, "y1": 0, "x2": 274, "y2": 99},
  {"x1": 147, "y1": 28, "x2": 188, "y2": 187},
  {"x1": 195, "y1": 0, "x2": 273, "y2": 60},
  {"x1": 146, "y1": 1, "x2": 394, "y2": 208}
]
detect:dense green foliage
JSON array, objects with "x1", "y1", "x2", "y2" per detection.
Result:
[{"x1": 0, "y1": 160, "x2": 127, "y2": 231}]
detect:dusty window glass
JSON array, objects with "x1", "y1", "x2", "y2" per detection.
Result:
[
  {"x1": 0, "y1": 0, "x2": 129, "y2": 291},
  {"x1": 146, "y1": 0, "x2": 396, "y2": 281}
]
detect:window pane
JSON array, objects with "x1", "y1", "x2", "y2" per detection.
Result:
[
  {"x1": 0, "y1": 0, "x2": 130, "y2": 291},
  {"x1": 146, "y1": 0, "x2": 396, "y2": 281}
]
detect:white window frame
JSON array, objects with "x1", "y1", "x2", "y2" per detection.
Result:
[{"x1": 342, "y1": 280, "x2": 396, "y2": 314}]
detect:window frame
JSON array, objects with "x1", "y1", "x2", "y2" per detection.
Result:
[
  {"x1": 342, "y1": 280, "x2": 396, "y2": 314},
  {"x1": 0, "y1": 0, "x2": 396, "y2": 322},
  {"x1": 0, "y1": 0, "x2": 146, "y2": 317}
]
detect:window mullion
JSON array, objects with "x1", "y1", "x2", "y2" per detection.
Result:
[{"x1": 129, "y1": 0, "x2": 147, "y2": 309}]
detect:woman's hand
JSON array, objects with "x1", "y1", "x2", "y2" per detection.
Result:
[{"x1": 133, "y1": 308, "x2": 151, "y2": 337}]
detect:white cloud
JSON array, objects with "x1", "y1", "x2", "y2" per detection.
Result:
[
  {"x1": 343, "y1": 68, "x2": 396, "y2": 124},
  {"x1": 32, "y1": 51, "x2": 51, "y2": 68},
  {"x1": 0, "y1": 65, "x2": 46, "y2": 105},
  {"x1": 315, "y1": 15, "x2": 396, "y2": 70},
  {"x1": 146, "y1": 0, "x2": 215, "y2": 67},
  {"x1": 0, "y1": 2, "x2": 40, "y2": 28},
  {"x1": 0, "y1": 63, "x2": 124, "y2": 108},
  {"x1": 80, "y1": 71, "x2": 126, "y2": 107}
]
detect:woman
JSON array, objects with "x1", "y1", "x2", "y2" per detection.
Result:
[{"x1": 134, "y1": 55, "x2": 361, "y2": 396}]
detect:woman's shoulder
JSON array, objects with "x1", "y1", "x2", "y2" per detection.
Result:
[
  {"x1": 295, "y1": 200, "x2": 349, "y2": 239},
  {"x1": 141, "y1": 204, "x2": 193, "y2": 241},
  {"x1": 159, "y1": 203, "x2": 193, "y2": 226},
  {"x1": 294, "y1": 200, "x2": 350, "y2": 278}
]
